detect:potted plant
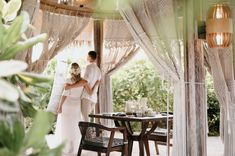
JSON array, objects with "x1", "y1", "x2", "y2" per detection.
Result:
[{"x1": 0, "y1": 0, "x2": 62, "y2": 155}]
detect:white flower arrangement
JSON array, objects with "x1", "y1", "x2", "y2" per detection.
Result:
[{"x1": 69, "y1": 67, "x2": 81, "y2": 75}]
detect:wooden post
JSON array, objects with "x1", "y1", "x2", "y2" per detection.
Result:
[
  {"x1": 93, "y1": 20, "x2": 103, "y2": 121},
  {"x1": 94, "y1": 20, "x2": 103, "y2": 68},
  {"x1": 184, "y1": 0, "x2": 207, "y2": 155},
  {"x1": 194, "y1": 40, "x2": 207, "y2": 156}
]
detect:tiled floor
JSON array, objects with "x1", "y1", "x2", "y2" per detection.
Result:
[
  {"x1": 46, "y1": 135, "x2": 224, "y2": 156},
  {"x1": 207, "y1": 137, "x2": 224, "y2": 156}
]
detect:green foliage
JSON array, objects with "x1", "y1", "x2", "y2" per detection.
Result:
[
  {"x1": 207, "y1": 74, "x2": 220, "y2": 136},
  {"x1": 112, "y1": 60, "x2": 173, "y2": 113},
  {"x1": 0, "y1": 0, "x2": 62, "y2": 155},
  {"x1": 0, "y1": 0, "x2": 48, "y2": 116},
  {"x1": 0, "y1": 111, "x2": 63, "y2": 156},
  {"x1": 29, "y1": 82, "x2": 53, "y2": 110},
  {"x1": 23, "y1": 60, "x2": 56, "y2": 130},
  {"x1": 112, "y1": 60, "x2": 220, "y2": 135},
  {"x1": 28, "y1": 59, "x2": 56, "y2": 112},
  {"x1": 43, "y1": 59, "x2": 57, "y2": 76},
  {"x1": 0, "y1": 13, "x2": 47, "y2": 60}
]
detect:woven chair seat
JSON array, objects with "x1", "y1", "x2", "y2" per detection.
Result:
[
  {"x1": 84, "y1": 137, "x2": 124, "y2": 148},
  {"x1": 152, "y1": 128, "x2": 173, "y2": 136}
]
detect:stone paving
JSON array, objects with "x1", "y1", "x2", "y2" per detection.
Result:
[{"x1": 47, "y1": 135, "x2": 224, "y2": 156}]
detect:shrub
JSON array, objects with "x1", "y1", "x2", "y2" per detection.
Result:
[
  {"x1": 112, "y1": 60, "x2": 220, "y2": 135},
  {"x1": 207, "y1": 75, "x2": 220, "y2": 136},
  {"x1": 112, "y1": 60, "x2": 173, "y2": 113}
]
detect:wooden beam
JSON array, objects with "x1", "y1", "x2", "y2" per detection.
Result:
[
  {"x1": 94, "y1": 20, "x2": 103, "y2": 121},
  {"x1": 40, "y1": 0, "x2": 122, "y2": 20}
]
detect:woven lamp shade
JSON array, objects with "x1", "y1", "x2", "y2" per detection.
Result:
[
  {"x1": 74, "y1": 0, "x2": 93, "y2": 7},
  {"x1": 206, "y1": 4, "x2": 233, "y2": 48}
]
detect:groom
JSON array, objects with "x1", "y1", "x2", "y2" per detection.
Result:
[{"x1": 81, "y1": 51, "x2": 101, "y2": 121}]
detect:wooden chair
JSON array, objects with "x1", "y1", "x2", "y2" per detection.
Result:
[
  {"x1": 148, "y1": 118, "x2": 173, "y2": 155},
  {"x1": 77, "y1": 122, "x2": 128, "y2": 156}
]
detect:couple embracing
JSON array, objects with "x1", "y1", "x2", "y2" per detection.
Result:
[{"x1": 55, "y1": 51, "x2": 101, "y2": 155}]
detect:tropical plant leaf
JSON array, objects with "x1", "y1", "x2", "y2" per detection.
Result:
[
  {"x1": 0, "y1": 115, "x2": 62, "y2": 156},
  {"x1": 24, "y1": 111, "x2": 55, "y2": 149},
  {"x1": 2, "y1": 16, "x2": 23, "y2": 49},
  {"x1": 0, "y1": 79, "x2": 19, "y2": 102},
  {"x1": 0, "y1": 60, "x2": 27, "y2": 77},
  {"x1": 0, "y1": 148, "x2": 15, "y2": 156},
  {"x1": 0, "y1": 19, "x2": 6, "y2": 49},
  {"x1": 34, "y1": 144, "x2": 64, "y2": 156},
  {"x1": 0, "y1": 33, "x2": 47, "y2": 60},
  {"x1": 17, "y1": 87, "x2": 31, "y2": 103},
  {"x1": 0, "y1": 118, "x2": 25, "y2": 154},
  {"x1": 10, "y1": 118, "x2": 25, "y2": 153},
  {"x1": 20, "y1": 11, "x2": 30, "y2": 34},
  {"x1": 0, "y1": 100, "x2": 19, "y2": 112},
  {"x1": 17, "y1": 72, "x2": 51, "y2": 84},
  {"x1": 2, "y1": 0, "x2": 22, "y2": 22},
  {"x1": 19, "y1": 100, "x2": 37, "y2": 118},
  {"x1": 0, "y1": 0, "x2": 6, "y2": 12}
]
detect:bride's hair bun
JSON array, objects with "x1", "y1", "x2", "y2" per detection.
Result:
[{"x1": 69, "y1": 62, "x2": 81, "y2": 75}]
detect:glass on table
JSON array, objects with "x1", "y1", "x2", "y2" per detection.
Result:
[{"x1": 125, "y1": 101, "x2": 136, "y2": 115}]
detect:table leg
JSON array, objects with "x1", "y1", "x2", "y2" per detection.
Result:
[
  {"x1": 138, "y1": 140, "x2": 145, "y2": 156},
  {"x1": 144, "y1": 138, "x2": 150, "y2": 156},
  {"x1": 128, "y1": 140, "x2": 133, "y2": 156}
]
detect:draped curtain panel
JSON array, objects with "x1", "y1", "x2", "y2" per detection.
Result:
[
  {"x1": 99, "y1": 20, "x2": 138, "y2": 116},
  {"x1": 204, "y1": 46, "x2": 235, "y2": 156},
  {"x1": 43, "y1": 14, "x2": 90, "y2": 113},
  {"x1": 26, "y1": 11, "x2": 90, "y2": 73},
  {"x1": 119, "y1": 0, "x2": 186, "y2": 156},
  {"x1": 46, "y1": 61, "x2": 68, "y2": 114}
]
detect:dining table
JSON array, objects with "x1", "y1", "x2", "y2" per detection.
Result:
[{"x1": 89, "y1": 112, "x2": 173, "y2": 156}]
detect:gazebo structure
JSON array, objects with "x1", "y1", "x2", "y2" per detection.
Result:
[{"x1": 14, "y1": 0, "x2": 235, "y2": 156}]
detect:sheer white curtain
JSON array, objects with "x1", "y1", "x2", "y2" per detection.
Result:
[
  {"x1": 43, "y1": 13, "x2": 90, "y2": 113},
  {"x1": 99, "y1": 20, "x2": 138, "y2": 115},
  {"x1": 119, "y1": 0, "x2": 186, "y2": 156},
  {"x1": 27, "y1": 11, "x2": 90, "y2": 73},
  {"x1": 99, "y1": 46, "x2": 138, "y2": 114},
  {"x1": 205, "y1": 46, "x2": 235, "y2": 156}
]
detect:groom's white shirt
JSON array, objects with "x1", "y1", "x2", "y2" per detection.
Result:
[{"x1": 82, "y1": 62, "x2": 101, "y2": 103}]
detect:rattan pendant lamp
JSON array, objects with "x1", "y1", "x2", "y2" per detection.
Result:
[{"x1": 206, "y1": 4, "x2": 233, "y2": 48}]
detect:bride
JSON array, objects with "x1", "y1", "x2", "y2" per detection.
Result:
[{"x1": 55, "y1": 62, "x2": 99, "y2": 155}]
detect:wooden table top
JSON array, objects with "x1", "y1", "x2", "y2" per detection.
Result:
[{"x1": 89, "y1": 113, "x2": 173, "y2": 122}]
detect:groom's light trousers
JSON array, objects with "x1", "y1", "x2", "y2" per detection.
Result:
[{"x1": 81, "y1": 98, "x2": 96, "y2": 122}]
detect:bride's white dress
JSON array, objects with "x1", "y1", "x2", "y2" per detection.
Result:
[{"x1": 55, "y1": 85, "x2": 83, "y2": 155}]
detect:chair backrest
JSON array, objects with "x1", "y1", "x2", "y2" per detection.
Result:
[
  {"x1": 78, "y1": 122, "x2": 109, "y2": 142},
  {"x1": 159, "y1": 112, "x2": 173, "y2": 128},
  {"x1": 78, "y1": 121, "x2": 127, "y2": 150},
  {"x1": 153, "y1": 118, "x2": 173, "y2": 146}
]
